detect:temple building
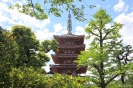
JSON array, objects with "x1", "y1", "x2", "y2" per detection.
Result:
[{"x1": 50, "y1": 11, "x2": 87, "y2": 76}]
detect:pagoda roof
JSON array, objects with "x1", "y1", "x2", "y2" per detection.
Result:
[
  {"x1": 54, "y1": 35, "x2": 85, "y2": 39},
  {"x1": 52, "y1": 54, "x2": 77, "y2": 58},
  {"x1": 51, "y1": 64, "x2": 87, "y2": 74},
  {"x1": 51, "y1": 54, "x2": 77, "y2": 64},
  {"x1": 59, "y1": 44, "x2": 85, "y2": 48},
  {"x1": 54, "y1": 34, "x2": 84, "y2": 37}
]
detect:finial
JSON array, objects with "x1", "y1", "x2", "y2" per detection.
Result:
[{"x1": 67, "y1": 10, "x2": 72, "y2": 35}]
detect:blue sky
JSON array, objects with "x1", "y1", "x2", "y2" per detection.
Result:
[{"x1": 0, "y1": 0, "x2": 133, "y2": 72}]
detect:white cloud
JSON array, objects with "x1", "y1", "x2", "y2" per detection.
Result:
[
  {"x1": 54, "y1": 23, "x2": 63, "y2": 33},
  {"x1": 105, "y1": 23, "x2": 111, "y2": 29},
  {"x1": 124, "y1": 5, "x2": 129, "y2": 12},
  {"x1": 35, "y1": 29, "x2": 53, "y2": 42},
  {"x1": 84, "y1": 38, "x2": 94, "y2": 49},
  {"x1": 35, "y1": 23, "x2": 68, "y2": 42},
  {"x1": 0, "y1": 1, "x2": 50, "y2": 29},
  {"x1": 42, "y1": 64, "x2": 50, "y2": 72},
  {"x1": 114, "y1": 0, "x2": 128, "y2": 12},
  {"x1": 53, "y1": 23, "x2": 67, "y2": 35},
  {"x1": 1, "y1": 0, "x2": 13, "y2": 3},
  {"x1": 5, "y1": 26, "x2": 12, "y2": 30},
  {"x1": 114, "y1": 12, "x2": 133, "y2": 46},
  {"x1": 43, "y1": 50, "x2": 55, "y2": 72},
  {"x1": 75, "y1": 26, "x2": 85, "y2": 35},
  {"x1": 106, "y1": 5, "x2": 110, "y2": 8},
  {"x1": 96, "y1": 4, "x2": 100, "y2": 8},
  {"x1": 0, "y1": 1, "x2": 51, "y2": 42},
  {"x1": 114, "y1": 0, "x2": 125, "y2": 12}
]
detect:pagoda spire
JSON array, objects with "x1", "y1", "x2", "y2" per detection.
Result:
[{"x1": 67, "y1": 10, "x2": 72, "y2": 35}]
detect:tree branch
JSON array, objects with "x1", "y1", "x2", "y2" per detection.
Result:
[
  {"x1": 108, "y1": 44, "x2": 116, "y2": 53},
  {"x1": 126, "y1": 58, "x2": 133, "y2": 61},
  {"x1": 90, "y1": 31, "x2": 100, "y2": 38},
  {"x1": 27, "y1": 0, "x2": 38, "y2": 17},
  {"x1": 102, "y1": 31, "x2": 111, "y2": 41},
  {"x1": 105, "y1": 74, "x2": 119, "y2": 86},
  {"x1": 102, "y1": 25, "x2": 118, "y2": 40},
  {"x1": 92, "y1": 79, "x2": 100, "y2": 87},
  {"x1": 93, "y1": 63, "x2": 103, "y2": 84},
  {"x1": 93, "y1": 24, "x2": 100, "y2": 34}
]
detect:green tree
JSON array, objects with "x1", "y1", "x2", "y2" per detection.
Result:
[
  {"x1": 44, "y1": 74, "x2": 87, "y2": 88},
  {"x1": 11, "y1": 25, "x2": 50, "y2": 68},
  {"x1": 40, "y1": 39, "x2": 58, "y2": 53},
  {"x1": 107, "y1": 45, "x2": 133, "y2": 88},
  {"x1": 10, "y1": 67, "x2": 86, "y2": 88},
  {"x1": 10, "y1": 25, "x2": 58, "y2": 68},
  {"x1": 10, "y1": 67, "x2": 47, "y2": 88},
  {"x1": 0, "y1": 27, "x2": 18, "y2": 87},
  {"x1": 75, "y1": 8, "x2": 125, "y2": 88},
  {"x1": 9, "y1": 25, "x2": 58, "y2": 87},
  {"x1": 115, "y1": 45, "x2": 133, "y2": 84}
]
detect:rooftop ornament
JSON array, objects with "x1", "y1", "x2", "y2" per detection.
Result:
[{"x1": 67, "y1": 10, "x2": 72, "y2": 35}]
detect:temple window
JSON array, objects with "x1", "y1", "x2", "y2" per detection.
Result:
[
  {"x1": 72, "y1": 49, "x2": 75, "y2": 53},
  {"x1": 68, "y1": 40, "x2": 70, "y2": 44},
  {"x1": 63, "y1": 60, "x2": 66, "y2": 64},
  {"x1": 72, "y1": 71, "x2": 76, "y2": 76},
  {"x1": 67, "y1": 70, "x2": 71, "y2": 73},
  {"x1": 73, "y1": 40, "x2": 75, "y2": 44},
  {"x1": 67, "y1": 40, "x2": 69, "y2": 44},
  {"x1": 64, "y1": 49, "x2": 66, "y2": 53},
  {"x1": 68, "y1": 50, "x2": 70, "y2": 53},
  {"x1": 64, "y1": 40, "x2": 67, "y2": 44},
  {"x1": 62, "y1": 70, "x2": 66, "y2": 74},
  {"x1": 67, "y1": 60, "x2": 71, "y2": 63},
  {"x1": 62, "y1": 50, "x2": 64, "y2": 53},
  {"x1": 71, "y1": 40, "x2": 73, "y2": 44}
]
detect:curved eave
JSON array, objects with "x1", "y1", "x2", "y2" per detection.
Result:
[
  {"x1": 54, "y1": 35, "x2": 85, "y2": 39},
  {"x1": 58, "y1": 55, "x2": 77, "y2": 58},
  {"x1": 51, "y1": 65, "x2": 87, "y2": 74},
  {"x1": 52, "y1": 64, "x2": 77, "y2": 68},
  {"x1": 51, "y1": 54, "x2": 78, "y2": 64},
  {"x1": 78, "y1": 66, "x2": 87, "y2": 74},
  {"x1": 54, "y1": 35, "x2": 85, "y2": 43},
  {"x1": 51, "y1": 55, "x2": 60, "y2": 64},
  {"x1": 54, "y1": 54, "x2": 78, "y2": 58},
  {"x1": 59, "y1": 44, "x2": 85, "y2": 49}
]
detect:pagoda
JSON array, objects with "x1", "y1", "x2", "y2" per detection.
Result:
[{"x1": 50, "y1": 11, "x2": 87, "y2": 76}]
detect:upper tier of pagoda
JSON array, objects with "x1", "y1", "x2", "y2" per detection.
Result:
[{"x1": 54, "y1": 35, "x2": 85, "y2": 45}]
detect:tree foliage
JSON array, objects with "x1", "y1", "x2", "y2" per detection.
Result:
[
  {"x1": 10, "y1": 67, "x2": 46, "y2": 88},
  {"x1": 0, "y1": 27, "x2": 18, "y2": 87},
  {"x1": 10, "y1": 67, "x2": 86, "y2": 88},
  {"x1": 9, "y1": 0, "x2": 105, "y2": 22},
  {"x1": 10, "y1": 25, "x2": 58, "y2": 68},
  {"x1": 75, "y1": 8, "x2": 133, "y2": 88},
  {"x1": 10, "y1": 25, "x2": 50, "y2": 68},
  {"x1": 40, "y1": 39, "x2": 58, "y2": 53}
]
